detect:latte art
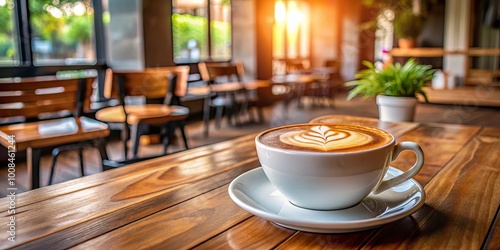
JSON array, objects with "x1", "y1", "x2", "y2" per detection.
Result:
[
  {"x1": 259, "y1": 124, "x2": 393, "y2": 152},
  {"x1": 280, "y1": 125, "x2": 374, "y2": 151}
]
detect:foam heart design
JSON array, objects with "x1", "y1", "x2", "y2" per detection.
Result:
[{"x1": 279, "y1": 125, "x2": 373, "y2": 151}]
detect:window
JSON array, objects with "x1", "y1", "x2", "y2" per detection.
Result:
[
  {"x1": 0, "y1": 0, "x2": 106, "y2": 99},
  {"x1": 209, "y1": 0, "x2": 231, "y2": 61},
  {"x1": 272, "y1": 0, "x2": 310, "y2": 75},
  {"x1": 0, "y1": 0, "x2": 19, "y2": 66},
  {"x1": 28, "y1": 0, "x2": 96, "y2": 65},
  {"x1": 172, "y1": 0, "x2": 231, "y2": 63}
]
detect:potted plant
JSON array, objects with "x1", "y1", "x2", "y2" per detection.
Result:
[
  {"x1": 346, "y1": 58, "x2": 435, "y2": 122},
  {"x1": 393, "y1": 10, "x2": 425, "y2": 49}
]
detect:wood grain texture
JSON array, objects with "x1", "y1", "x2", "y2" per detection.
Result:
[
  {"x1": 0, "y1": 135, "x2": 259, "y2": 249},
  {"x1": 0, "y1": 77, "x2": 94, "y2": 118},
  {"x1": 360, "y1": 127, "x2": 500, "y2": 249},
  {"x1": 266, "y1": 122, "x2": 482, "y2": 249},
  {"x1": 483, "y1": 205, "x2": 500, "y2": 250},
  {"x1": 0, "y1": 117, "x2": 109, "y2": 151},
  {"x1": 194, "y1": 217, "x2": 296, "y2": 249},
  {"x1": 73, "y1": 185, "x2": 252, "y2": 249},
  {"x1": 418, "y1": 86, "x2": 500, "y2": 107},
  {"x1": 0, "y1": 116, "x2": 497, "y2": 249},
  {"x1": 390, "y1": 123, "x2": 480, "y2": 185},
  {"x1": 104, "y1": 66, "x2": 190, "y2": 99},
  {"x1": 277, "y1": 230, "x2": 375, "y2": 250},
  {"x1": 95, "y1": 105, "x2": 189, "y2": 125},
  {"x1": 9, "y1": 134, "x2": 257, "y2": 207}
]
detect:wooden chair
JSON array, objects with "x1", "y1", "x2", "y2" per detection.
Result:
[
  {"x1": 285, "y1": 59, "x2": 310, "y2": 74},
  {"x1": 317, "y1": 59, "x2": 342, "y2": 106},
  {"x1": 198, "y1": 61, "x2": 249, "y2": 135},
  {"x1": 0, "y1": 76, "x2": 110, "y2": 189},
  {"x1": 95, "y1": 66, "x2": 190, "y2": 160},
  {"x1": 244, "y1": 80, "x2": 287, "y2": 123}
]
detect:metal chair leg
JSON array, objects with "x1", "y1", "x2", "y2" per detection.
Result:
[
  {"x1": 131, "y1": 124, "x2": 146, "y2": 159},
  {"x1": 78, "y1": 148, "x2": 85, "y2": 177},
  {"x1": 48, "y1": 147, "x2": 62, "y2": 185},
  {"x1": 49, "y1": 143, "x2": 91, "y2": 185},
  {"x1": 257, "y1": 107, "x2": 265, "y2": 124},
  {"x1": 30, "y1": 148, "x2": 42, "y2": 189},
  {"x1": 97, "y1": 138, "x2": 109, "y2": 161},
  {"x1": 121, "y1": 124, "x2": 130, "y2": 160},
  {"x1": 162, "y1": 123, "x2": 175, "y2": 154},
  {"x1": 215, "y1": 106, "x2": 223, "y2": 129},
  {"x1": 203, "y1": 96, "x2": 211, "y2": 137},
  {"x1": 179, "y1": 122, "x2": 189, "y2": 150}
]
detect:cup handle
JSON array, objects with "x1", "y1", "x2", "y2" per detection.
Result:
[{"x1": 372, "y1": 142, "x2": 424, "y2": 195}]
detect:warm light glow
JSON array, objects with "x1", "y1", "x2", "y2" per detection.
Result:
[
  {"x1": 274, "y1": 0, "x2": 286, "y2": 59},
  {"x1": 286, "y1": 1, "x2": 302, "y2": 26},
  {"x1": 62, "y1": 3, "x2": 73, "y2": 16},
  {"x1": 0, "y1": 0, "x2": 6, "y2": 7},
  {"x1": 46, "y1": 5, "x2": 63, "y2": 18},
  {"x1": 42, "y1": 2, "x2": 92, "y2": 18},
  {"x1": 275, "y1": 0, "x2": 286, "y2": 23},
  {"x1": 173, "y1": 0, "x2": 206, "y2": 8},
  {"x1": 286, "y1": 1, "x2": 302, "y2": 59},
  {"x1": 273, "y1": 23, "x2": 285, "y2": 58},
  {"x1": 273, "y1": 0, "x2": 310, "y2": 69},
  {"x1": 73, "y1": 1, "x2": 86, "y2": 16},
  {"x1": 298, "y1": 4, "x2": 309, "y2": 58}
]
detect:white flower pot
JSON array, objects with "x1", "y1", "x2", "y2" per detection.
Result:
[{"x1": 376, "y1": 95, "x2": 418, "y2": 122}]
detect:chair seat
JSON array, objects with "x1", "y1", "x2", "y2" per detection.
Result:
[
  {"x1": 0, "y1": 116, "x2": 110, "y2": 152},
  {"x1": 210, "y1": 82, "x2": 245, "y2": 93},
  {"x1": 188, "y1": 86, "x2": 211, "y2": 96},
  {"x1": 211, "y1": 96, "x2": 235, "y2": 107},
  {"x1": 95, "y1": 104, "x2": 189, "y2": 125},
  {"x1": 243, "y1": 80, "x2": 271, "y2": 90}
]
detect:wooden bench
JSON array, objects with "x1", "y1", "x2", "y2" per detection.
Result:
[{"x1": 0, "y1": 76, "x2": 110, "y2": 189}]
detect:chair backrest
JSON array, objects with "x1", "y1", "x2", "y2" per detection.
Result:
[
  {"x1": 0, "y1": 76, "x2": 94, "y2": 120},
  {"x1": 285, "y1": 59, "x2": 310, "y2": 74},
  {"x1": 198, "y1": 61, "x2": 244, "y2": 84},
  {"x1": 104, "y1": 66, "x2": 190, "y2": 103},
  {"x1": 324, "y1": 59, "x2": 340, "y2": 74}
]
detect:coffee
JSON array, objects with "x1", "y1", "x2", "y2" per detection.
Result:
[
  {"x1": 258, "y1": 124, "x2": 393, "y2": 152},
  {"x1": 255, "y1": 123, "x2": 424, "y2": 210}
]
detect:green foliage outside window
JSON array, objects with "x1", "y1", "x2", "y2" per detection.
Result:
[
  {"x1": 62, "y1": 15, "x2": 93, "y2": 45},
  {"x1": 172, "y1": 13, "x2": 208, "y2": 60},
  {"x1": 172, "y1": 13, "x2": 231, "y2": 61},
  {"x1": 0, "y1": 0, "x2": 16, "y2": 63},
  {"x1": 29, "y1": 0, "x2": 94, "y2": 60},
  {"x1": 211, "y1": 19, "x2": 231, "y2": 59}
]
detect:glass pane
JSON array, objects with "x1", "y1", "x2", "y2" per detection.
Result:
[
  {"x1": 172, "y1": 0, "x2": 208, "y2": 63},
  {"x1": 210, "y1": 0, "x2": 231, "y2": 61},
  {"x1": 297, "y1": 1, "x2": 309, "y2": 59},
  {"x1": 101, "y1": 0, "x2": 144, "y2": 69},
  {"x1": 0, "y1": 0, "x2": 19, "y2": 66},
  {"x1": 273, "y1": 0, "x2": 286, "y2": 59},
  {"x1": 29, "y1": 0, "x2": 96, "y2": 65}
]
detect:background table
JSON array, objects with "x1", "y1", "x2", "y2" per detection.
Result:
[
  {"x1": 271, "y1": 74, "x2": 316, "y2": 109},
  {"x1": 1, "y1": 115, "x2": 498, "y2": 249}
]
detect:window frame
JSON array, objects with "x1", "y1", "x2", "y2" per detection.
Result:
[
  {"x1": 171, "y1": 0, "x2": 233, "y2": 65},
  {"x1": 0, "y1": 0, "x2": 107, "y2": 99}
]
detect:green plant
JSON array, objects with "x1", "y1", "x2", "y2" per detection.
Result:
[
  {"x1": 346, "y1": 58, "x2": 435, "y2": 102},
  {"x1": 393, "y1": 10, "x2": 425, "y2": 39}
]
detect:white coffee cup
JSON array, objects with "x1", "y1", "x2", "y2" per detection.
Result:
[{"x1": 255, "y1": 123, "x2": 424, "y2": 210}]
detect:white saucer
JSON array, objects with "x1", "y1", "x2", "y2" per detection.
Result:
[{"x1": 228, "y1": 167, "x2": 425, "y2": 233}]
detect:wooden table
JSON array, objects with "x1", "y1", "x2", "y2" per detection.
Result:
[
  {"x1": 190, "y1": 80, "x2": 271, "y2": 137},
  {"x1": 0, "y1": 76, "x2": 110, "y2": 189},
  {"x1": 1, "y1": 115, "x2": 499, "y2": 249},
  {"x1": 272, "y1": 74, "x2": 316, "y2": 109},
  {"x1": 419, "y1": 86, "x2": 500, "y2": 107}
]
